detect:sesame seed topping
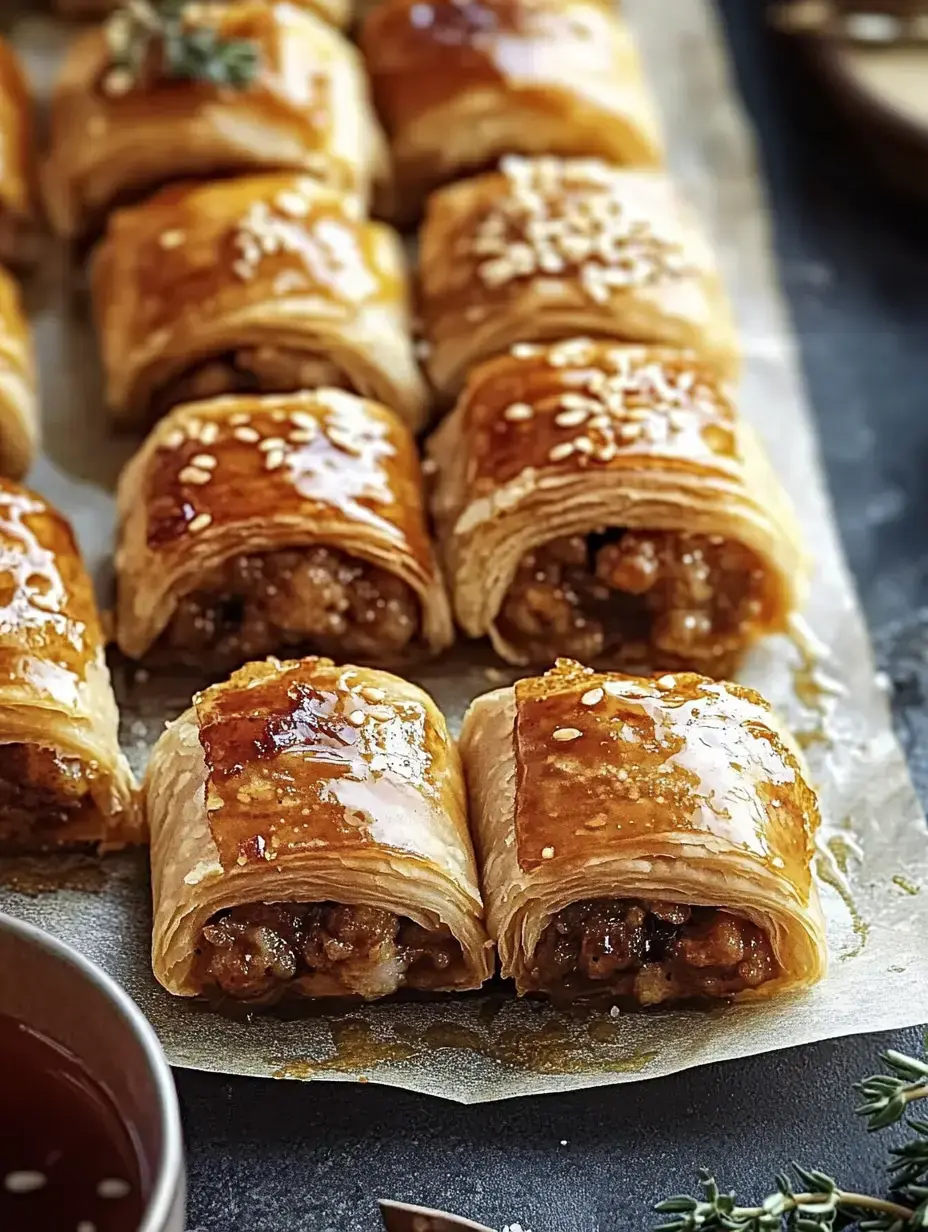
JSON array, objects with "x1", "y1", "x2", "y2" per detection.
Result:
[
  {"x1": 163, "y1": 428, "x2": 185, "y2": 449},
  {"x1": 97, "y1": 1179, "x2": 131, "y2": 1200},
  {"x1": 347, "y1": 709, "x2": 366, "y2": 726},
  {"x1": 159, "y1": 229, "x2": 185, "y2": 250},
  {"x1": 178, "y1": 466, "x2": 212, "y2": 485},
  {"x1": 258, "y1": 436, "x2": 286, "y2": 453},
  {"x1": 580, "y1": 687, "x2": 604, "y2": 706},
  {"x1": 584, "y1": 816, "x2": 607, "y2": 828},
  {"x1": 552, "y1": 726, "x2": 582, "y2": 742},
  {"x1": 361, "y1": 686, "x2": 386, "y2": 702},
  {"x1": 288, "y1": 429, "x2": 314, "y2": 443},
  {"x1": 548, "y1": 441, "x2": 575, "y2": 463},
  {"x1": 264, "y1": 449, "x2": 286, "y2": 471},
  {"x1": 541, "y1": 846, "x2": 555, "y2": 859},
  {"x1": 4, "y1": 1171, "x2": 46, "y2": 1194},
  {"x1": 275, "y1": 189, "x2": 311, "y2": 217},
  {"x1": 290, "y1": 410, "x2": 317, "y2": 429},
  {"x1": 616, "y1": 768, "x2": 629, "y2": 781},
  {"x1": 656, "y1": 675, "x2": 676, "y2": 690},
  {"x1": 554, "y1": 407, "x2": 589, "y2": 428},
  {"x1": 368, "y1": 705, "x2": 393, "y2": 722},
  {"x1": 233, "y1": 426, "x2": 260, "y2": 443},
  {"x1": 198, "y1": 422, "x2": 219, "y2": 445},
  {"x1": 188, "y1": 513, "x2": 212, "y2": 533},
  {"x1": 503, "y1": 402, "x2": 534, "y2": 422},
  {"x1": 191, "y1": 454, "x2": 217, "y2": 470},
  {"x1": 230, "y1": 413, "x2": 250, "y2": 426}
]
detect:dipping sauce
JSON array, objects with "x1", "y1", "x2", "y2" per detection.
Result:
[{"x1": 0, "y1": 1012, "x2": 145, "y2": 1231}]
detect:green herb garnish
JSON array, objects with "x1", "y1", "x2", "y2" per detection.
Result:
[{"x1": 654, "y1": 1039, "x2": 928, "y2": 1231}]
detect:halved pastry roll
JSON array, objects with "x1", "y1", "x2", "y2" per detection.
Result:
[
  {"x1": 429, "y1": 339, "x2": 807, "y2": 675},
  {"x1": 0, "y1": 479, "x2": 139, "y2": 853},
  {"x1": 116, "y1": 389, "x2": 453, "y2": 669},
  {"x1": 147, "y1": 656, "x2": 492, "y2": 1002},
  {"x1": 460, "y1": 658, "x2": 827, "y2": 1004},
  {"x1": 0, "y1": 39, "x2": 38, "y2": 268},
  {"x1": 361, "y1": 0, "x2": 663, "y2": 222},
  {"x1": 55, "y1": 0, "x2": 353, "y2": 29},
  {"x1": 93, "y1": 174, "x2": 427, "y2": 431},
  {"x1": 43, "y1": 1, "x2": 387, "y2": 241},
  {"x1": 420, "y1": 158, "x2": 739, "y2": 400},
  {"x1": 0, "y1": 268, "x2": 38, "y2": 479}
]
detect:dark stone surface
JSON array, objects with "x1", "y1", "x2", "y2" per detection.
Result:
[{"x1": 176, "y1": 4, "x2": 928, "y2": 1228}]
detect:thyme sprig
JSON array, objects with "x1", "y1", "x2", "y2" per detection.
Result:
[
  {"x1": 104, "y1": 0, "x2": 260, "y2": 92},
  {"x1": 654, "y1": 1041, "x2": 928, "y2": 1231}
]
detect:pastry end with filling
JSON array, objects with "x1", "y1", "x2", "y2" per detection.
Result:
[
  {"x1": 197, "y1": 901, "x2": 465, "y2": 1002},
  {"x1": 529, "y1": 899, "x2": 779, "y2": 1006}
]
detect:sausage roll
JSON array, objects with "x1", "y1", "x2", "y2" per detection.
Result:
[
  {"x1": 429, "y1": 340, "x2": 807, "y2": 675},
  {"x1": 0, "y1": 39, "x2": 38, "y2": 268},
  {"x1": 420, "y1": 158, "x2": 739, "y2": 401},
  {"x1": 361, "y1": 0, "x2": 663, "y2": 222},
  {"x1": 147, "y1": 655, "x2": 492, "y2": 1002},
  {"x1": 0, "y1": 268, "x2": 38, "y2": 480},
  {"x1": 43, "y1": 1, "x2": 387, "y2": 241},
  {"x1": 55, "y1": 0, "x2": 353, "y2": 29},
  {"x1": 92, "y1": 174, "x2": 427, "y2": 432},
  {"x1": 0, "y1": 480, "x2": 138, "y2": 853},
  {"x1": 460, "y1": 658, "x2": 827, "y2": 1004},
  {"x1": 116, "y1": 389, "x2": 453, "y2": 669}
]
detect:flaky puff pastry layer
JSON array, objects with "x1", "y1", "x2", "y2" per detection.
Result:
[
  {"x1": 0, "y1": 268, "x2": 38, "y2": 479},
  {"x1": 420, "y1": 158, "x2": 739, "y2": 401},
  {"x1": 361, "y1": 0, "x2": 663, "y2": 223},
  {"x1": 147, "y1": 656, "x2": 492, "y2": 998},
  {"x1": 92, "y1": 174, "x2": 427, "y2": 431},
  {"x1": 0, "y1": 480, "x2": 139, "y2": 851},
  {"x1": 459, "y1": 659, "x2": 827, "y2": 998},
  {"x1": 43, "y1": 2, "x2": 388, "y2": 241},
  {"x1": 54, "y1": 0, "x2": 353, "y2": 30},
  {"x1": 428, "y1": 339, "x2": 808, "y2": 669},
  {"x1": 0, "y1": 39, "x2": 38, "y2": 268},
  {"x1": 116, "y1": 389, "x2": 453, "y2": 663}
]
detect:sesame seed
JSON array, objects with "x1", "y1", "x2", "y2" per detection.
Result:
[
  {"x1": 199, "y1": 422, "x2": 219, "y2": 445},
  {"x1": 368, "y1": 706, "x2": 393, "y2": 722},
  {"x1": 552, "y1": 727, "x2": 582, "y2": 742},
  {"x1": 361, "y1": 686, "x2": 386, "y2": 702},
  {"x1": 573, "y1": 435, "x2": 594, "y2": 455},
  {"x1": 504, "y1": 402, "x2": 534, "y2": 422},
  {"x1": 258, "y1": 437, "x2": 287, "y2": 453},
  {"x1": 264, "y1": 449, "x2": 286, "y2": 471},
  {"x1": 4, "y1": 1171, "x2": 46, "y2": 1194},
  {"x1": 178, "y1": 466, "x2": 212, "y2": 485},
  {"x1": 290, "y1": 410, "x2": 317, "y2": 429},
  {"x1": 229, "y1": 413, "x2": 250, "y2": 425},
  {"x1": 584, "y1": 816, "x2": 607, "y2": 828},
  {"x1": 347, "y1": 709, "x2": 365, "y2": 726},
  {"x1": 191, "y1": 454, "x2": 217, "y2": 470},
  {"x1": 97, "y1": 1179, "x2": 131, "y2": 1199},
  {"x1": 288, "y1": 429, "x2": 314, "y2": 443},
  {"x1": 541, "y1": 846, "x2": 555, "y2": 859},
  {"x1": 555, "y1": 408, "x2": 588, "y2": 428},
  {"x1": 548, "y1": 441, "x2": 575, "y2": 463},
  {"x1": 234, "y1": 426, "x2": 260, "y2": 443},
  {"x1": 580, "y1": 687, "x2": 604, "y2": 706},
  {"x1": 159, "y1": 229, "x2": 185, "y2": 249},
  {"x1": 656, "y1": 674, "x2": 676, "y2": 690},
  {"x1": 188, "y1": 513, "x2": 212, "y2": 533},
  {"x1": 233, "y1": 260, "x2": 255, "y2": 281},
  {"x1": 163, "y1": 429, "x2": 185, "y2": 449},
  {"x1": 616, "y1": 768, "x2": 628, "y2": 781},
  {"x1": 275, "y1": 190, "x2": 310, "y2": 217}
]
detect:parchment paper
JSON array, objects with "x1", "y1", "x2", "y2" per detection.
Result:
[{"x1": 1, "y1": 0, "x2": 926, "y2": 1104}]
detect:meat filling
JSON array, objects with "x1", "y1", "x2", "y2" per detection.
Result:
[
  {"x1": 154, "y1": 347, "x2": 349, "y2": 421},
  {"x1": 497, "y1": 530, "x2": 768, "y2": 673},
  {"x1": 199, "y1": 902, "x2": 464, "y2": 1002},
  {"x1": 0, "y1": 744, "x2": 96, "y2": 852},
  {"x1": 159, "y1": 545, "x2": 420, "y2": 669},
  {"x1": 530, "y1": 899, "x2": 779, "y2": 1005}
]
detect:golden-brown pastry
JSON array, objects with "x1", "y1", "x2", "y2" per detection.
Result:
[
  {"x1": 460, "y1": 658, "x2": 827, "y2": 1004},
  {"x1": 43, "y1": 1, "x2": 387, "y2": 241},
  {"x1": 147, "y1": 655, "x2": 492, "y2": 1002},
  {"x1": 116, "y1": 389, "x2": 453, "y2": 668},
  {"x1": 92, "y1": 174, "x2": 428, "y2": 432},
  {"x1": 361, "y1": 0, "x2": 663, "y2": 222},
  {"x1": 0, "y1": 39, "x2": 38, "y2": 267},
  {"x1": 0, "y1": 268, "x2": 38, "y2": 480},
  {"x1": 0, "y1": 479, "x2": 139, "y2": 853},
  {"x1": 55, "y1": 0, "x2": 353, "y2": 29},
  {"x1": 429, "y1": 339, "x2": 807, "y2": 675},
  {"x1": 420, "y1": 158, "x2": 739, "y2": 401}
]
